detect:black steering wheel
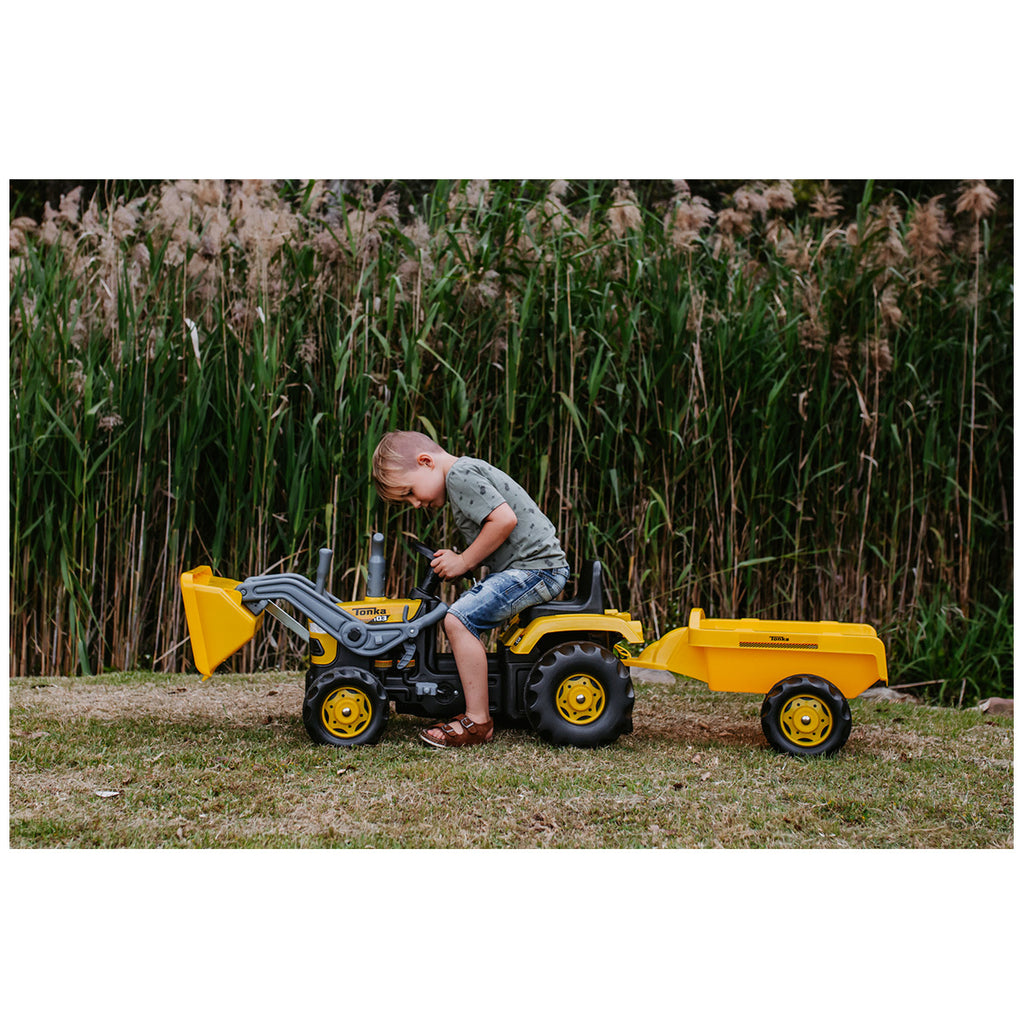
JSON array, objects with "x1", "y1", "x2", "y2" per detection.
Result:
[
  {"x1": 407, "y1": 538, "x2": 471, "y2": 596},
  {"x1": 410, "y1": 539, "x2": 437, "y2": 562},
  {"x1": 407, "y1": 538, "x2": 443, "y2": 596}
]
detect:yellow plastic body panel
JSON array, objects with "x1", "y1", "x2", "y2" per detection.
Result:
[
  {"x1": 501, "y1": 611, "x2": 644, "y2": 655},
  {"x1": 180, "y1": 566, "x2": 263, "y2": 678},
  {"x1": 625, "y1": 608, "x2": 887, "y2": 699},
  {"x1": 310, "y1": 599, "x2": 422, "y2": 666}
]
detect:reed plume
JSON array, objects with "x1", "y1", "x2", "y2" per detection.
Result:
[
  {"x1": 664, "y1": 192, "x2": 714, "y2": 251},
  {"x1": 955, "y1": 179, "x2": 998, "y2": 221},
  {"x1": 811, "y1": 181, "x2": 842, "y2": 219},
  {"x1": 906, "y1": 195, "x2": 953, "y2": 286},
  {"x1": 764, "y1": 180, "x2": 796, "y2": 211},
  {"x1": 608, "y1": 180, "x2": 642, "y2": 236}
]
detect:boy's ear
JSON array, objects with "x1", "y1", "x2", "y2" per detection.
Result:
[{"x1": 416, "y1": 452, "x2": 434, "y2": 468}]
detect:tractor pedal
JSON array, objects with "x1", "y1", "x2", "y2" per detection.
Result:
[{"x1": 396, "y1": 643, "x2": 416, "y2": 670}]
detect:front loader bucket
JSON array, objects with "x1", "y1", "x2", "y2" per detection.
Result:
[{"x1": 180, "y1": 566, "x2": 263, "y2": 678}]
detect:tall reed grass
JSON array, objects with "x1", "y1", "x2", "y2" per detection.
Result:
[{"x1": 8, "y1": 179, "x2": 1013, "y2": 701}]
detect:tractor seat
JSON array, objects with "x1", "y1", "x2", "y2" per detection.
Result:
[{"x1": 516, "y1": 561, "x2": 606, "y2": 624}]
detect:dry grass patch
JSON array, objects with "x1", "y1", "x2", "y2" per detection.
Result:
[{"x1": 9, "y1": 670, "x2": 1013, "y2": 849}]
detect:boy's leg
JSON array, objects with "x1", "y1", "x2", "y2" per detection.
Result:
[
  {"x1": 420, "y1": 613, "x2": 491, "y2": 743},
  {"x1": 421, "y1": 568, "x2": 567, "y2": 742},
  {"x1": 444, "y1": 612, "x2": 490, "y2": 721}
]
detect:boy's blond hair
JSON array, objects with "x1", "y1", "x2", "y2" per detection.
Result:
[{"x1": 372, "y1": 430, "x2": 445, "y2": 502}]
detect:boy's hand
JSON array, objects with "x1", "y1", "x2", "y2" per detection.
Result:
[
  {"x1": 431, "y1": 549, "x2": 469, "y2": 580},
  {"x1": 430, "y1": 503, "x2": 516, "y2": 580}
]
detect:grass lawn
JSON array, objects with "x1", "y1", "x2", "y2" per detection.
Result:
[{"x1": 9, "y1": 669, "x2": 1013, "y2": 849}]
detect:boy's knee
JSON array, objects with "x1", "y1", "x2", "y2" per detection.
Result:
[
  {"x1": 444, "y1": 612, "x2": 483, "y2": 649},
  {"x1": 444, "y1": 611, "x2": 468, "y2": 636}
]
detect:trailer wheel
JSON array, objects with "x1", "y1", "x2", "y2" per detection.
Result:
[
  {"x1": 303, "y1": 668, "x2": 389, "y2": 747},
  {"x1": 760, "y1": 675, "x2": 851, "y2": 757},
  {"x1": 525, "y1": 641, "x2": 634, "y2": 747}
]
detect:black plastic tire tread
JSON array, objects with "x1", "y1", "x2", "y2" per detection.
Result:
[
  {"x1": 525, "y1": 641, "x2": 634, "y2": 748},
  {"x1": 302, "y1": 667, "x2": 389, "y2": 747},
  {"x1": 760, "y1": 674, "x2": 852, "y2": 757}
]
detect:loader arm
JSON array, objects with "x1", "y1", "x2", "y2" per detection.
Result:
[{"x1": 235, "y1": 572, "x2": 448, "y2": 659}]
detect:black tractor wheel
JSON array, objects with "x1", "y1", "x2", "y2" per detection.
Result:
[
  {"x1": 525, "y1": 641, "x2": 634, "y2": 747},
  {"x1": 760, "y1": 675, "x2": 852, "y2": 757},
  {"x1": 302, "y1": 667, "x2": 389, "y2": 747}
]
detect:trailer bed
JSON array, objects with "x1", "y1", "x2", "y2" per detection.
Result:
[{"x1": 625, "y1": 608, "x2": 887, "y2": 699}]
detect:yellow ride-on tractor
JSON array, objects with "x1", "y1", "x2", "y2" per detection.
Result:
[
  {"x1": 181, "y1": 533, "x2": 889, "y2": 756},
  {"x1": 181, "y1": 534, "x2": 644, "y2": 749}
]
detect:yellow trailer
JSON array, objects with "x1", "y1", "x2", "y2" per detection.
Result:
[{"x1": 625, "y1": 608, "x2": 888, "y2": 755}]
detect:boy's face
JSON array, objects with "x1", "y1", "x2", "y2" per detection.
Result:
[{"x1": 393, "y1": 454, "x2": 446, "y2": 510}]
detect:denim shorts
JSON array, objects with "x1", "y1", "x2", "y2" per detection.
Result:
[{"x1": 447, "y1": 566, "x2": 569, "y2": 639}]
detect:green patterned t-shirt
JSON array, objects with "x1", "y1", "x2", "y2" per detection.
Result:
[{"x1": 445, "y1": 457, "x2": 567, "y2": 573}]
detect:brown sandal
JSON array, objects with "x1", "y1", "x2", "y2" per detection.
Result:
[{"x1": 419, "y1": 714, "x2": 495, "y2": 749}]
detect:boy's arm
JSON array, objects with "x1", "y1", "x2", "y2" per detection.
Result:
[{"x1": 431, "y1": 502, "x2": 517, "y2": 579}]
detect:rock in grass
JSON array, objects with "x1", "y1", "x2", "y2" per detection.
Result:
[
  {"x1": 859, "y1": 685, "x2": 919, "y2": 703},
  {"x1": 978, "y1": 697, "x2": 1013, "y2": 716}
]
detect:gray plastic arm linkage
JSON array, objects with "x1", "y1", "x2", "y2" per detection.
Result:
[{"x1": 235, "y1": 572, "x2": 448, "y2": 658}]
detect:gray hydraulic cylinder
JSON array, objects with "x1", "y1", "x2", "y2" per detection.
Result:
[
  {"x1": 315, "y1": 548, "x2": 333, "y2": 595},
  {"x1": 367, "y1": 532, "x2": 386, "y2": 598}
]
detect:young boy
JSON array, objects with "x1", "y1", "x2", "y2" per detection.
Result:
[{"x1": 372, "y1": 430, "x2": 569, "y2": 748}]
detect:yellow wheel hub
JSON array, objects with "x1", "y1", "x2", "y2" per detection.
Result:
[
  {"x1": 779, "y1": 694, "x2": 833, "y2": 747},
  {"x1": 555, "y1": 674, "x2": 606, "y2": 725},
  {"x1": 321, "y1": 686, "x2": 373, "y2": 739}
]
